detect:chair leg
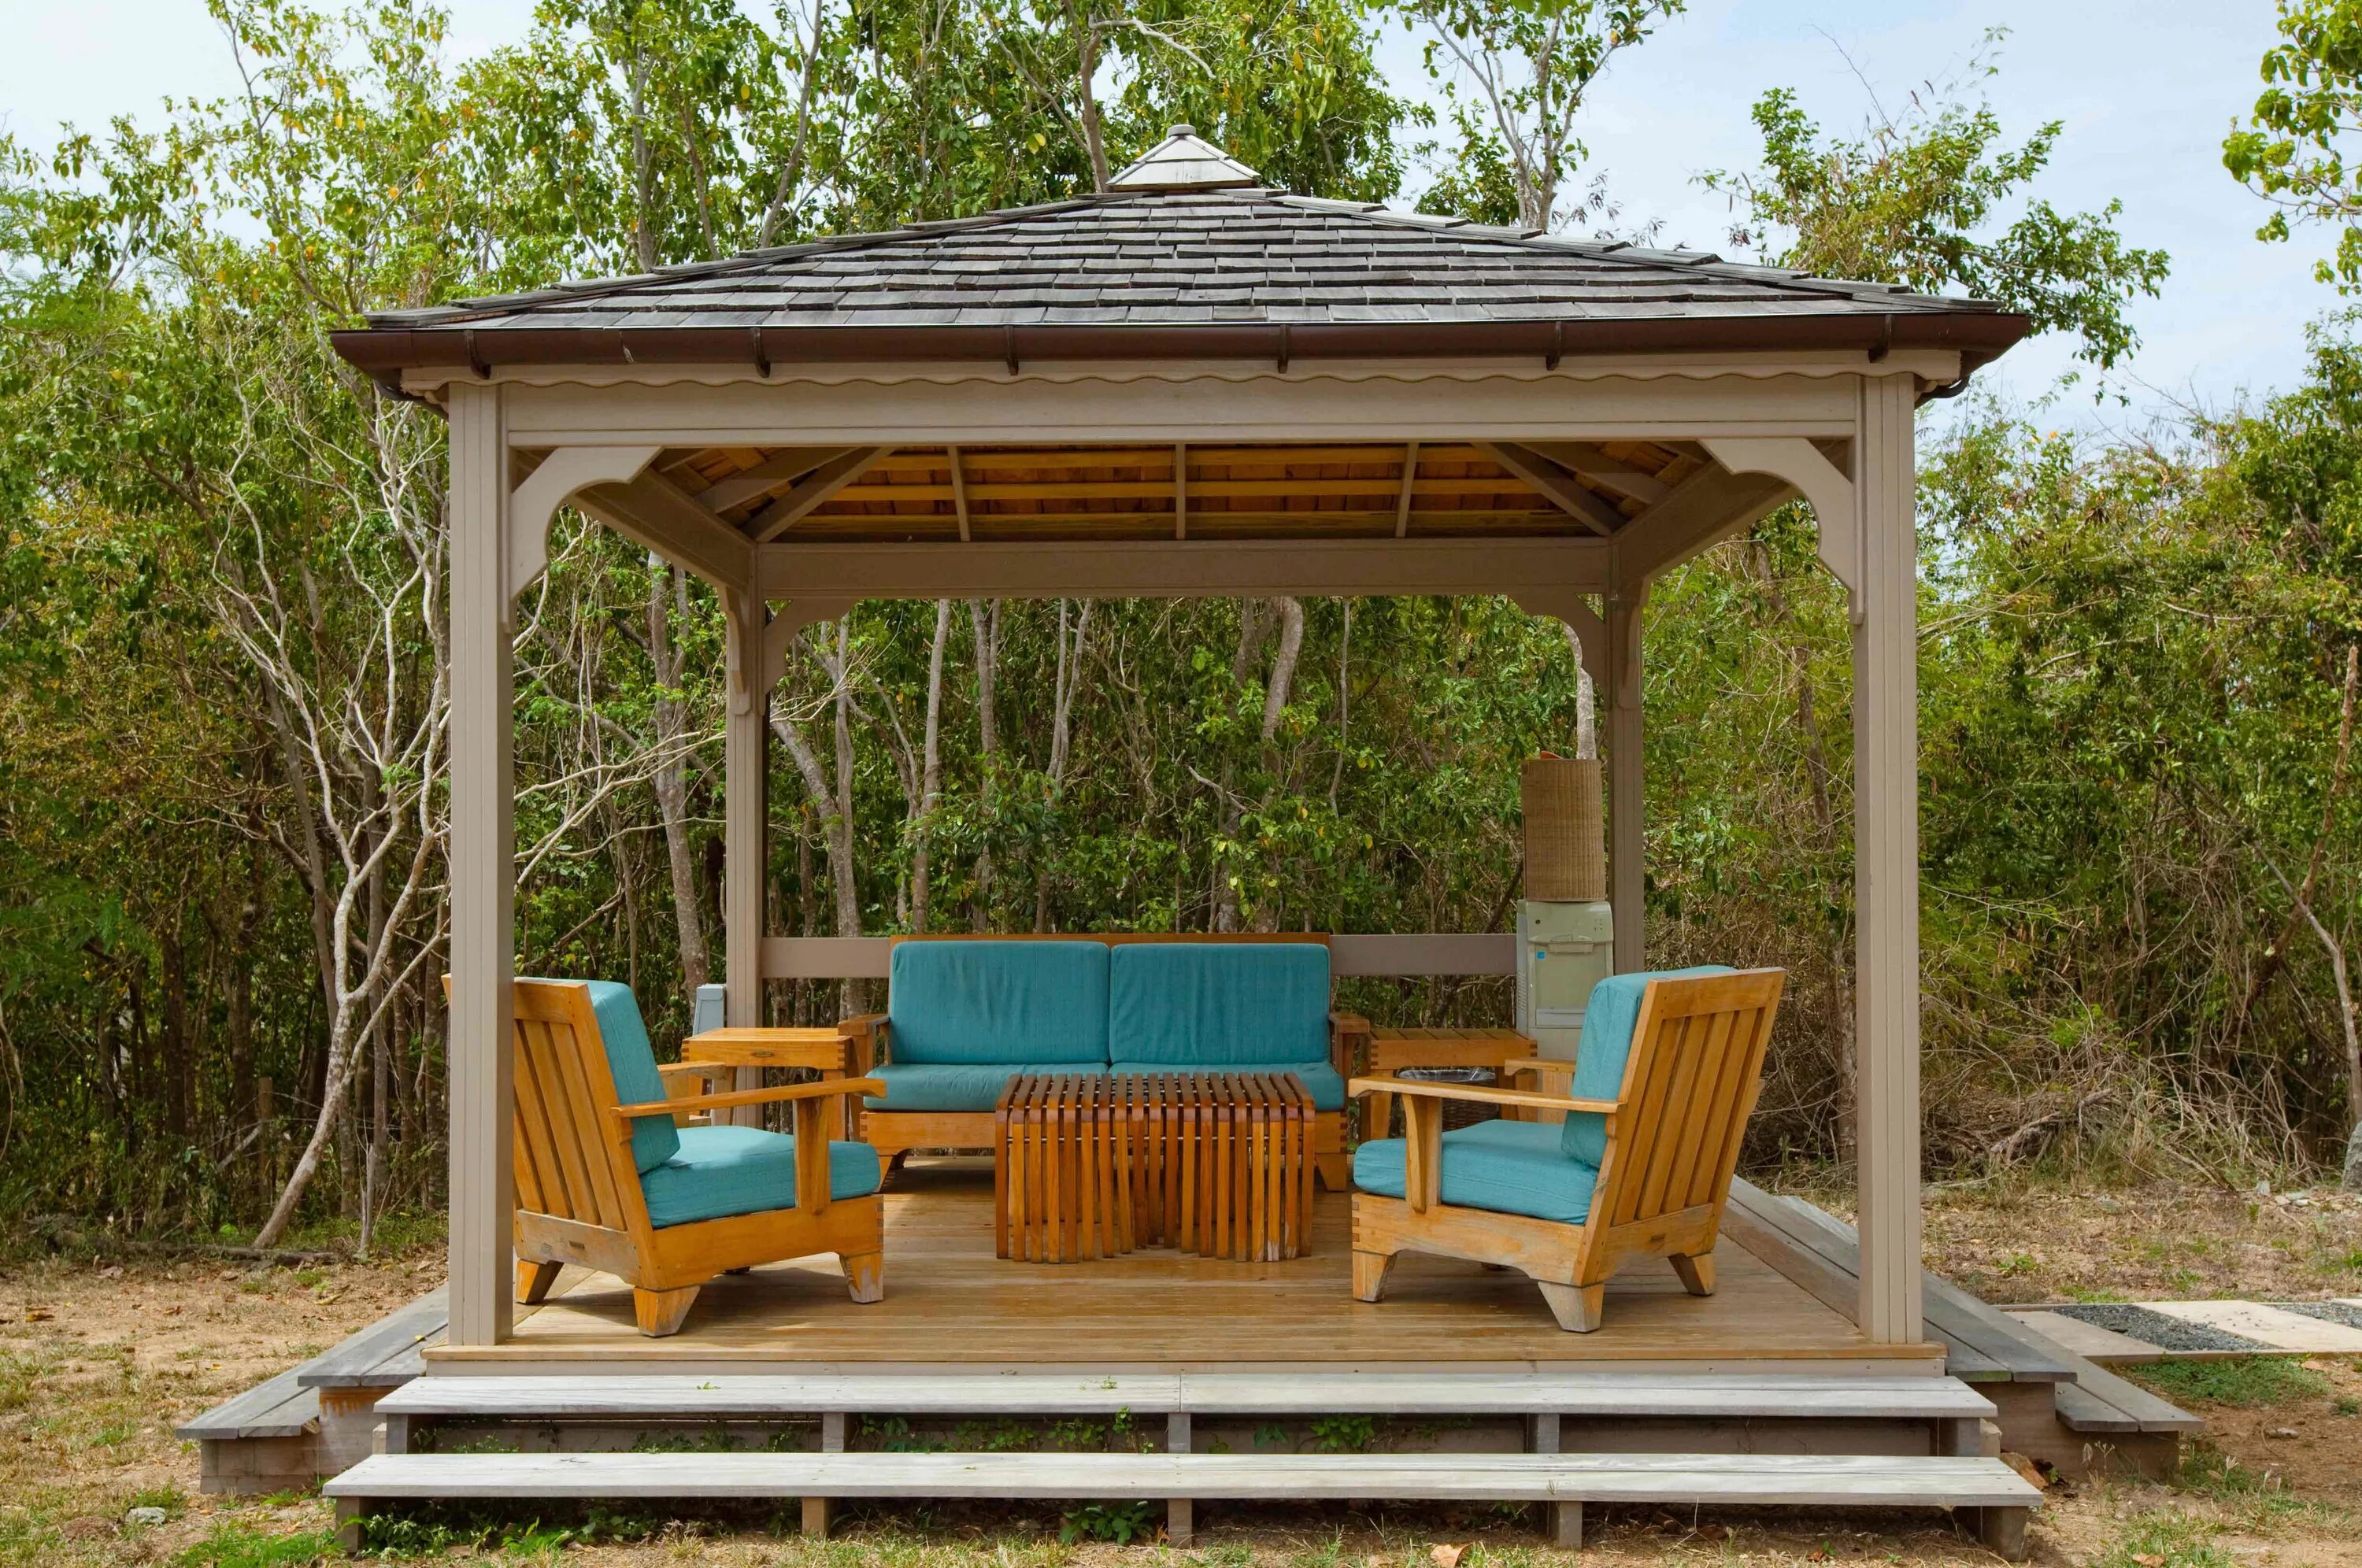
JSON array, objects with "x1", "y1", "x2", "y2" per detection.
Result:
[
  {"x1": 843, "y1": 1251, "x2": 886, "y2": 1304},
  {"x1": 1351, "y1": 1248, "x2": 1397, "y2": 1303},
  {"x1": 1670, "y1": 1251, "x2": 1716, "y2": 1297},
  {"x1": 633, "y1": 1285, "x2": 701, "y2": 1337},
  {"x1": 515, "y1": 1259, "x2": 564, "y2": 1304},
  {"x1": 1535, "y1": 1281, "x2": 1605, "y2": 1333},
  {"x1": 1314, "y1": 1153, "x2": 1351, "y2": 1193}
]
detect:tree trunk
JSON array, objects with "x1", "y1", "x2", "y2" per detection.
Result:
[
  {"x1": 772, "y1": 620, "x2": 865, "y2": 1011},
  {"x1": 970, "y1": 599, "x2": 1001, "y2": 919},
  {"x1": 647, "y1": 555, "x2": 711, "y2": 997},
  {"x1": 912, "y1": 600, "x2": 952, "y2": 932}
]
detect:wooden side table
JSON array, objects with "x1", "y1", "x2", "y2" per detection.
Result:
[
  {"x1": 1359, "y1": 1026, "x2": 1540, "y2": 1143},
  {"x1": 994, "y1": 1072, "x2": 1314, "y2": 1265},
  {"x1": 681, "y1": 1026, "x2": 853, "y2": 1138}
]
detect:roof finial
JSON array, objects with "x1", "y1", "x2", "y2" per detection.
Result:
[{"x1": 1109, "y1": 125, "x2": 1259, "y2": 192}]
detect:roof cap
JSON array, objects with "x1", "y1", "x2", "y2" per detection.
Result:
[{"x1": 1109, "y1": 124, "x2": 1261, "y2": 190}]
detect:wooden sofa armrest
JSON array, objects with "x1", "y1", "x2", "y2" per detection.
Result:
[
  {"x1": 1328, "y1": 1011, "x2": 1372, "y2": 1074},
  {"x1": 1347, "y1": 1074, "x2": 1617, "y2": 1117},
  {"x1": 659, "y1": 1062, "x2": 729, "y2": 1088},
  {"x1": 613, "y1": 1077, "x2": 887, "y2": 1122},
  {"x1": 838, "y1": 1014, "x2": 889, "y2": 1071}
]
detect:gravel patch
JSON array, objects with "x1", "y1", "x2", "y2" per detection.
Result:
[
  {"x1": 2277, "y1": 1300, "x2": 2362, "y2": 1331},
  {"x1": 2049, "y1": 1303, "x2": 2271, "y2": 1352}
]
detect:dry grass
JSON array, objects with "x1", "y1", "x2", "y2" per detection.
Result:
[{"x1": 1, "y1": 1183, "x2": 2358, "y2": 1566}]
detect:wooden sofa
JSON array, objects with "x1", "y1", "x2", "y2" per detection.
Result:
[{"x1": 843, "y1": 934, "x2": 1364, "y2": 1190}]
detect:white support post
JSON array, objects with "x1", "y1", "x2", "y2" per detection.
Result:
[
  {"x1": 1852, "y1": 373, "x2": 1923, "y2": 1344},
  {"x1": 445, "y1": 381, "x2": 515, "y2": 1348},
  {"x1": 1605, "y1": 575, "x2": 1647, "y2": 974}
]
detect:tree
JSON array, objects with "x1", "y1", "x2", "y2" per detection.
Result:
[
  {"x1": 1703, "y1": 34, "x2": 2168, "y2": 369},
  {"x1": 2226, "y1": 0, "x2": 2362, "y2": 293},
  {"x1": 1398, "y1": 0, "x2": 1685, "y2": 232}
]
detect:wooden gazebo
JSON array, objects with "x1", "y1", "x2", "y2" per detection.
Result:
[{"x1": 320, "y1": 128, "x2": 2047, "y2": 1545}]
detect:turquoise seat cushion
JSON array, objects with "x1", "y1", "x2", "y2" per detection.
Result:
[
  {"x1": 1560, "y1": 966, "x2": 1735, "y2": 1164},
  {"x1": 639, "y1": 1124, "x2": 882, "y2": 1228},
  {"x1": 864, "y1": 1060, "x2": 1107, "y2": 1113},
  {"x1": 1353, "y1": 1119, "x2": 1599, "y2": 1224},
  {"x1": 1107, "y1": 942, "x2": 1331, "y2": 1067},
  {"x1": 558, "y1": 979, "x2": 679, "y2": 1175},
  {"x1": 1108, "y1": 1060, "x2": 1345, "y2": 1112},
  {"x1": 887, "y1": 941, "x2": 1110, "y2": 1066}
]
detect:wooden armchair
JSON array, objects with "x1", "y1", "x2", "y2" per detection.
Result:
[
  {"x1": 1349, "y1": 968, "x2": 1785, "y2": 1333},
  {"x1": 507, "y1": 978, "x2": 887, "y2": 1337}
]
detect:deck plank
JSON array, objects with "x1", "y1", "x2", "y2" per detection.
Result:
[
  {"x1": 380, "y1": 1370, "x2": 1993, "y2": 1420},
  {"x1": 328, "y1": 1450, "x2": 2040, "y2": 1508},
  {"x1": 456, "y1": 1160, "x2": 1932, "y2": 1368},
  {"x1": 297, "y1": 1286, "x2": 449, "y2": 1389},
  {"x1": 176, "y1": 1365, "x2": 320, "y2": 1441}
]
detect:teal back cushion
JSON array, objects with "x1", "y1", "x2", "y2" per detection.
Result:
[
  {"x1": 887, "y1": 941, "x2": 1111, "y2": 1066},
  {"x1": 1108, "y1": 942, "x2": 1330, "y2": 1067},
  {"x1": 1560, "y1": 966, "x2": 1734, "y2": 1165},
  {"x1": 570, "y1": 980, "x2": 680, "y2": 1175}
]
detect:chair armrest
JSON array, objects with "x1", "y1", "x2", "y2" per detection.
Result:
[
  {"x1": 613, "y1": 1078, "x2": 886, "y2": 1122},
  {"x1": 658, "y1": 1062, "x2": 729, "y2": 1089},
  {"x1": 1346, "y1": 1075, "x2": 1617, "y2": 1117}
]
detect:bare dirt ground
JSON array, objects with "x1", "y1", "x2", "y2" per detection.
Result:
[{"x1": 1, "y1": 1181, "x2": 2356, "y2": 1567}]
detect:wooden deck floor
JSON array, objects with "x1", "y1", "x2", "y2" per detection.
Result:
[{"x1": 442, "y1": 1159, "x2": 1942, "y2": 1372}]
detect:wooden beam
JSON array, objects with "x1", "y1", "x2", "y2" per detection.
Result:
[
  {"x1": 753, "y1": 536, "x2": 1609, "y2": 601},
  {"x1": 947, "y1": 446, "x2": 972, "y2": 542},
  {"x1": 576, "y1": 468, "x2": 753, "y2": 590},
  {"x1": 1476, "y1": 442, "x2": 1623, "y2": 536},
  {"x1": 697, "y1": 447, "x2": 857, "y2": 515},
  {"x1": 747, "y1": 447, "x2": 888, "y2": 542},
  {"x1": 1394, "y1": 441, "x2": 1420, "y2": 538},
  {"x1": 1519, "y1": 441, "x2": 1675, "y2": 506},
  {"x1": 1612, "y1": 465, "x2": 1795, "y2": 586}
]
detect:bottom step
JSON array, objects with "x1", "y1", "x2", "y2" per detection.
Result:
[{"x1": 328, "y1": 1451, "x2": 2038, "y2": 1556}]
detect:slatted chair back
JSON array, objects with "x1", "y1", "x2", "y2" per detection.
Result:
[
  {"x1": 509, "y1": 978, "x2": 652, "y2": 1242},
  {"x1": 1584, "y1": 968, "x2": 1785, "y2": 1240}
]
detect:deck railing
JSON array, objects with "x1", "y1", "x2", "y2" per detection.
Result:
[{"x1": 757, "y1": 934, "x2": 1514, "y2": 980}]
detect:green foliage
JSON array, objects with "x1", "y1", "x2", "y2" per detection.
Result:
[
  {"x1": 2088, "y1": 1511, "x2": 2236, "y2": 1568},
  {"x1": 170, "y1": 1526, "x2": 339, "y2": 1566},
  {"x1": 2228, "y1": 0, "x2": 2362, "y2": 290},
  {"x1": 1704, "y1": 34, "x2": 2168, "y2": 367},
  {"x1": 1309, "y1": 1413, "x2": 1379, "y2": 1452},
  {"x1": 1057, "y1": 1499, "x2": 1158, "y2": 1544},
  {"x1": 2130, "y1": 1356, "x2": 2334, "y2": 1408}
]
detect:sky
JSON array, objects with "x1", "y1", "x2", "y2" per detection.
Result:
[{"x1": 1, "y1": 0, "x2": 2331, "y2": 426}]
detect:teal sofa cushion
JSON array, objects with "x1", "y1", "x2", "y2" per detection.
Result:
[
  {"x1": 1560, "y1": 966, "x2": 1735, "y2": 1164},
  {"x1": 887, "y1": 941, "x2": 1110, "y2": 1066},
  {"x1": 1109, "y1": 1060, "x2": 1345, "y2": 1111},
  {"x1": 1107, "y1": 942, "x2": 1330, "y2": 1067},
  {"x1": 554, "y1": 979, "x2": 679, "y2": 1176},
  {"x1": 1353, "y1": 1120, "x2": 1599, "y2": 1224},
  {"x1": 864, "y1": 1060, "x2": 1109, "y2": 1113},
  {"x1": 639, "y1": 1125, "x2": 882, "y2": 1228}
]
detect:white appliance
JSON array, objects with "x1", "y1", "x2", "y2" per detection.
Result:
[{"x1": 1515, "y1": 900, "x2": 1613, "y2": 1060}]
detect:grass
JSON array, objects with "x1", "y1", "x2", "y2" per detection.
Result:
[
  {"x1": 2128, "y1": 1357, "x2": 2332, "y2": 1408},
  {"x1": 2087, "y1": 1511, "x2": 2235, "y2": 1568},
  {"x1": 169, "y1": 1525, "x2": 339, "y2": 1566}
]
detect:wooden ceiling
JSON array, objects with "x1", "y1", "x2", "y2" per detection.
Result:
[{"x1": 642, "y1": 439, "x2": 1706, "y2": 545}]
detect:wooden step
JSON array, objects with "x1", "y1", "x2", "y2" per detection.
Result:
[
  {"x1": 378, "y1": 1370, "x2": 1995, "y2": 1422},
  {"x1": 327, "y1": 1449, "x2": 2040, "y2": 1555}
]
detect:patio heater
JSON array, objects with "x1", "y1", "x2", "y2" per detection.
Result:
[{"x1": 1516, "y1": 754, "x2": 1613, "y2": 1061}]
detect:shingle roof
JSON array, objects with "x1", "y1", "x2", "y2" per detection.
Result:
[{"x1": 335, "y1": 166, "x2": 2027, "y2": 387}]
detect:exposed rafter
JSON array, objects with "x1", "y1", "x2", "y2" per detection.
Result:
[
  {"x1": 1475, "y1": 442, "x2": 1623, "y2": 537},
  {"x1": 947, "y1": 446, "x2": 972, "y2": 542},
  {"x1": 1520, "y1": 441, "x2": 1675, "y2": 506},
  {"x1": 697, "y1": 447, "x2": 857, "y2": 515},
  {"x1": 746, "y1": 447, "x2": 889, "y2": 542},
  {"x1": 1394, "y1": 441, "x2": 1420, "y2": 538}
]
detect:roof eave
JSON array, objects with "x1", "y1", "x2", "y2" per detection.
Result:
[{"x1": 332, "y1": 311, "x2": 2033, "y2": 402}]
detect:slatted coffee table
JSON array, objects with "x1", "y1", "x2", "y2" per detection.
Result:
[{"x1": 994, "y1": 1072, "x2": 1315, "y2": 1264}]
